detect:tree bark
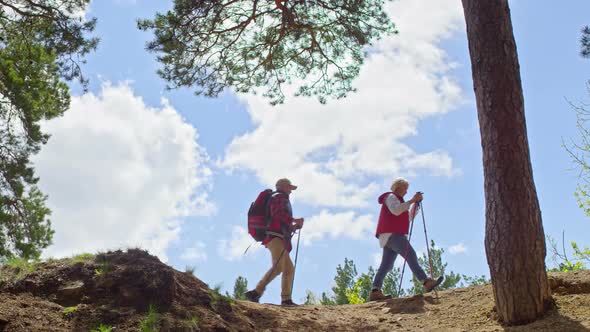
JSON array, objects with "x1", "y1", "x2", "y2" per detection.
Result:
[{"x1": 461, "y1": 0, "x2": 552, "y2": 325}]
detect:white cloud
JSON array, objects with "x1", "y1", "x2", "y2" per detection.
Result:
[
  {"x1": 448, "y1": 243, "x2": 467, "y2": 255},
  {"x1": 301, "y1": 210, "x2": 375, "y2": 245},
  {"x1": 217, "y1": 209, "x2": 374, "y2": 260},
  {"x1": 220, "y1": 0, "x2": 464, "y2": 208},
  {"x1": 180, "y1": 242, "x2": 208, "y2": 261},
  {"x1": 33, "y1": 82, "x2": 215, "y2": 260},
  {"x1": 218, "y1": 226, "x2": 263, "y2": 261}
]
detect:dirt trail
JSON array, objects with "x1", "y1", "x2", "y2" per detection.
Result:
[
  {"x1": 0, "y1": 250, "x2": 589, "y2": 331},
  {"x1": 238, "y1": 275, "x2": 590, "y2": 332}
]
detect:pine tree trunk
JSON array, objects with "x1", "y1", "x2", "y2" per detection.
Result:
[{"x1": 461, "y1": 0, "x2": 552, "y2": 324}]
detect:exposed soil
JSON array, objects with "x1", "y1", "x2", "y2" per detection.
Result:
[{"x1": 0, "y1": 249, "x2": 588, "y2": 331}]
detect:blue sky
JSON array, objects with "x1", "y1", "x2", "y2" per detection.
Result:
[{"x1": 31, "y1": 0, "x2": 590, "y2": 304}]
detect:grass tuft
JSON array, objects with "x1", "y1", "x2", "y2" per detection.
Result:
[
  {"x1": 90, "y1": 324, "x2": 113, "y2": 332},
  {"x1": 63, "y1": 306, "x2": 78, "y2": 315},
  {"x1": 139, "y1": 304, "x2": 159, "y2": 332},
  {"x1": 185, "y1": 265, "x2": 196, "y2": 276},
  {"x1": 94, "y1": 257, "x2": 111, "y2": 277},
  {"x1": 71, "y1": 253, "x2": 95, "y2": 263},
  {"x1": 2, "y1": 256, "x2": 38, "y2": 278},
  {"x1": 187, "y1": 314, "x2": 200, "y2": 328},
  {"x1": 210, "y1": 284, "x2": 235, "y2": 306}
]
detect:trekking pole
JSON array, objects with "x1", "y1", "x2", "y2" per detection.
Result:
[
  {"x1": 420, "y1": 202, "x2": 439, "y2": 299},
  {"x1": 398, "y1": 202, "x2": 418, "y2": 296},
  {"x1": 291, "y1": 228, "x2": 302, "y2": 298},
  {"x1": 243, "y1": 240, "x2": 257, "y2": 255}
]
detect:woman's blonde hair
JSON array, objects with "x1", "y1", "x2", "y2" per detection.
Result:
[{"x1": 390, "y1": 178, "x2": 409, "y2": 192}]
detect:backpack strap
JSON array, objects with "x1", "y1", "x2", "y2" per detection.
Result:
[{"x1": 264, "y1": 191, "x2": 277, "y2": 217}]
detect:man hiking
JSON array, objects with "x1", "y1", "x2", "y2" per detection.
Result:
[
  {"x1": 370, "y1": 178, "x2": 443, "y2": 301},
  {"x1": 245, "y1": 178, "x2": 304, "y2": 306}
]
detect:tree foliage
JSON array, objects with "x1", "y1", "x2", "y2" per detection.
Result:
[
  {"x1": 319, "y1": 291, "x2": 335, "y2": 305},
  {"x1": 331, "y1": 257, "x2": 357, "y2": 304},
  {"x1": 355, "y1": 266, "x2": 374, "y2": 302},
  {"x1": 0, "y1": 0, "x2": 97, "y2": 259},
  {"x1": 316, "y1": 258, "x2": 368, "y2": 304},
  {"x1": 345, "y1": 279, "x2": 366, "y2": 304},
  {"x1": 564, "y1": 85, "x2": 590, "y2": 218},
  {"x1": 303, "y1": 289, "x2": 319, "y2": 305},
  {"x1": 581, "y1": 25, "x2": 590, "y2": 58},
  {"x1": 138, "y1": 0, "x2": 396, "y2": 104},
  {"x1": 232, "y1": 276, "x2": 248, "y2": 300},
  {"x1": 409, "y1": 240, "x2": 461, "y2": 295},
  {"x1": 547, "y1": 234, "x2": 589, "y2": 272},
  {"x1": 382, "y1": 266, "x2": 406, "y2": 298},
  {"x1": 460, "y1": 274, "x2": 489, "y2": 287}
]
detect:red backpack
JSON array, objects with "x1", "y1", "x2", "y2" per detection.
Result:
[{"x1": 247, "y1": 189, "x2": 275, "y2": 241}]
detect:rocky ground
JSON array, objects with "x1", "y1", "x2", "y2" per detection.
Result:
[{"x1": 0, "y1": 249, "x2": 588, "y2": 331}]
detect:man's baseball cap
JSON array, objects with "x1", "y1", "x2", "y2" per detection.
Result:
[{"x1": 276, "y1": 178, "x2": 298, "y2": 190}]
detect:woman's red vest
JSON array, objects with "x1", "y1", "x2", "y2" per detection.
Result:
[{"x1": 375, "y1": 192, "x2": 410, "y2": 236}]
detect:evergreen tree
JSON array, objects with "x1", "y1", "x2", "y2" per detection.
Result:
[
  {"x1": 331, "y1": 258, "x2": 357, "y2": 304},
  {"x1": 138, "y1": 0, "x2": 396, "y2": 105},
  {"x1": 319, "y1": 291, "x2": 335, "y2": 306},
  {"x1": 356, "y1": 266, "x2": 375, "y2": 302},
  {"x1": 0, "y1": 0, "x2": 97, "y2": 259},
  {"x1": 232, "y1": 276, "x2": 248, "y2": 300},
  {"x1": 409, "y1": 240, "x2": 461, "y2": 295},
  {"x1": 581, "y1": 25, "x2": 590, "y2": 58},
  {"x1": 382, "y1": 267, "x2": 406, "y2": 298},
  {"x1": 303, "y1": 290, "x2": 319, "y2": 305}
]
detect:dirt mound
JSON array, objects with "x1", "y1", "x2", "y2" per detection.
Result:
[
  {"x1": 1, "y1": 250, "x2": 589, "y2": 331},
  {"x1": 548, "y1": 270, "x2": 590, "y2": 295},
  {"x1": 0, "y1": 249, "x2": 252, "y2": 331}
]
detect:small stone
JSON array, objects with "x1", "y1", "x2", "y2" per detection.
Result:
[{"x1": 381, "y1": 308, "x2": 391, "y2": 314}]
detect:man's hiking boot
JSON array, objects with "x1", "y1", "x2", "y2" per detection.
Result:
[
  {"x1": 369, "y1": 289, "x2": 392, "y2": 301},
  {"x1": 245, "y1": 290, "x2": 261, "y2": 303},
  {"x1": 423, "y1": 276, "x2": 444, "y2": 292},
  {"x1": 281, "y1": 299, "x2": 298, "y2": 306}
]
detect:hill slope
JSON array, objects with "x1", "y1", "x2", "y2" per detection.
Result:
[{"x1": 0, "y1": 249, "x2": 588, "y2": 331}]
